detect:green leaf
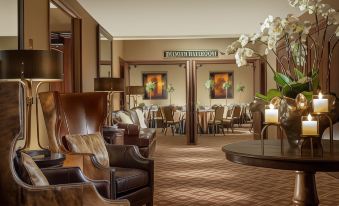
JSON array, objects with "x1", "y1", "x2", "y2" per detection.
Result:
[
  {"x1": 255, "y1": 93, "x2": 269, "y2": 102},
  {"x1": 274, "y1": 72, "x2": 292, "y2": 87},
  {"x1": 267, "y1": 89, "x2": 282, "y2": 100},
  {"x1": 282, "y1": 82, "x2": 311, "y2": 99},
  {"x1": 294, "y1": 68, "x2": 305, "y2": 80},
  {"x1": 301, "y1": 91, "x2": 313, "y2": 101}
]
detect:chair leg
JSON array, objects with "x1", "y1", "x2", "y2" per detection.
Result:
[
  {"x1": 164, "y1": 126, "x2": 168, "y2": 135},
  {"x1": 171, "y1": 125, "x2": 175, "y2": 136}
]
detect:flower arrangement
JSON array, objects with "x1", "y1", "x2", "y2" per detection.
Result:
[
  {"x1": 236, "y1": 84, "x2": 246, "y2": 92},
  {"x1": 224, "y1": 0, "x2": 339, "y2": 102},
  {"x1": 223, "y1": 81, "x2": 232, "y2": 105},
  {"x1": 145, "y1": 81, "x2": 156, "y2": 100},
  {"x1": 167, "y1": 84, "x2": 175, "y2": 105},
  {"x1": 204, "y1": 79, "x2": 215, "y2": 106}
]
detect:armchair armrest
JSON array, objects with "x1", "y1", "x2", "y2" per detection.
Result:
[
  {"x1": 117, "y1": 123, "x2": 140, "y2": 136},
  {"x1": 63, "y1": 153, "x2": 116, "y2": 199},
  {"x1": 42, "y1": 167, "x2": 111, "y2": 199},
  {"x1": 105, "y1": 144, "x2": 154, "y2": 172}
]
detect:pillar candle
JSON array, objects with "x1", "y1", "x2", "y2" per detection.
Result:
[
  {"x1": 313, "y1": 92, "x2": 328, "y2": 113},
  {"x1": 265, "y1": 104, "x2": 278, "y2": 123},
  {"x1": 302, "y1": 114, "x2": 318, "y2": 136}
]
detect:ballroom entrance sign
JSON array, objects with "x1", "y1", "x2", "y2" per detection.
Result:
[{"x1": 164, "y1": 50, "x2": 218, "y2": 58}]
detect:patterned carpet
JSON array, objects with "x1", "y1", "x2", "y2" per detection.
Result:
[{"x1": 153, "y1": 128, "x2": 339, "y2": 206}]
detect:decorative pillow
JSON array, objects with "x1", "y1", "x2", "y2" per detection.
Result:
[
  {"x1": 136, "y1": 109, "x2": 148, "y2": 129},
  {"x1": 65, "y1": 133, "x2": 110, "y2": 168},
  {"x1": 118, "y1": 111, "x2": 134, "y2": 124},
  {"x1": 21, "y1": 153, "x2": 49, "y2": 186}
]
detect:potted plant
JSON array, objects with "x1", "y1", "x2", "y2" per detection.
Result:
[
  {"x1": 204, "y1": 79, "x2": 215, "y2": 106},
  {"x1": 222, "y1": 81, "x2": 232, "y2": 106},
  {"x1": 167, "y1": 84, "x2": 175, "y2": 105},
  {"x1": 145, "y1": 81, "x2": 156, "y2": 102},
  {"x1": 223, "y1": 0, "x2": 339, "y2": 144}
]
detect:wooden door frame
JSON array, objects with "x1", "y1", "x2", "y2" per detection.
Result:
[
  {"x1": 123, "y1": 60, "x2": 194, "y2": 144},
  {"x1": 192, "y1": 58, "x2": 262, "y2": 143}
]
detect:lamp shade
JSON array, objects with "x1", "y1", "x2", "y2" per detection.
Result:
[
  {"x1": 94, "y1": 77, "x2": 125, "y2": 92},
  {"x1": 0, "y1": 50, "x2": 63, "y2": 81},
  {"x1": 126, "y1": 86, "x2": 144, "y2": 95}
]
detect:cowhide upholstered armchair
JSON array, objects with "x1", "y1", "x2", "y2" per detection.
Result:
[{"x1": 39, "y1": 92, "x2": 154, "y2": 206}]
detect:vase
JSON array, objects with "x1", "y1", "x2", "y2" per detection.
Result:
[{"x1": 250, "y1": 94, "x2": 339, "y2": 147}]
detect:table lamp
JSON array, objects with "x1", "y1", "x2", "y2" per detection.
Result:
[
  {"x1": 0, "y1": 50, "x2": 63, "y2": 151},
  {"x1": 94, "y1": 77, "x2": 124, "y2": 125},
  {"x1": 126, "y1": 86, "x2": 144, "y2": 108}
]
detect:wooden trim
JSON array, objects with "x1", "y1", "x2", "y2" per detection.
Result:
[
  {"x1": 100, "y1": 60, "x2": 112, "y2": 65},
  {"x1": 18, "y1": 0, "x2": 24, "y2": 50},
  {"x1": 125, "y1": 60, "x2": 189, "y2": 66}
]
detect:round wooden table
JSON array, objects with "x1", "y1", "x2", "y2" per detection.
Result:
[{"x1": 222, "y1": 139, "x2": 339, "y2": 206}]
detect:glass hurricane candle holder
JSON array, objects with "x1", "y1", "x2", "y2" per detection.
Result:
[
  {"x1": 264, "y1": 103, "x2": 279, "y2": 124},
  {"x1": 301, "y1": 114, "x2": 319, "y2": 137},
  {"x1": 312, "y1": 92, "x2": 330, "y2": 113}
]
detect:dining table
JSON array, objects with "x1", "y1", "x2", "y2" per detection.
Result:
[
  {"x1": 197, "y1": 108, "x2": 215, "y2": 134},
  {"x1": 222, "y1": 139, "x2": 339, "y2": 206}
]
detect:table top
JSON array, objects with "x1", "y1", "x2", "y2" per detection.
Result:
[{"x1": 222, "y1": 140, "x2": 339, "y2": 172}]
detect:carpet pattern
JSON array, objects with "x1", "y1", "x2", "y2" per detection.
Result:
[{"x1": 153, "y1": 129, "x2": 339, "y2": 205}]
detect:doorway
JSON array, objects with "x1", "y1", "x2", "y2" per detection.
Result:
[{"x1": 49, "y1": 0, "x2": 82, "y2": 93}]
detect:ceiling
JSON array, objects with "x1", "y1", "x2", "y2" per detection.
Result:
[{"x1": 78, "y1": 0, "x2": 301, "y2": 40}]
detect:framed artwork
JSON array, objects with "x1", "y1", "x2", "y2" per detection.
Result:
[
  {"x1": 210, "y1": 72, "x2": 234, "y2": 99},
  {"x1": 142, "y1": 72, "x2": 167, "y2": 99}
]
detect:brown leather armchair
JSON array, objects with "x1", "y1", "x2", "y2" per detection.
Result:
[
  {"x1": 39, "y1": 92, "x2": 154, "y2": 206},
  {"x1": 113, "y1": 108, "x2": 156, "y2": 157},
  {"x1": 0, "y1": 134, "x2": 129, "y2": 206}
]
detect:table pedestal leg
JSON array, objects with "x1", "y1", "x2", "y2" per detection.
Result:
[{"x1": 293, "y1": 171, "x2": 319, "y2": 206}]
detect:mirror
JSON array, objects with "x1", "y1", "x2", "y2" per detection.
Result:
[{"x1": 97, "y1": 25, "x2": 113, "y2": 77}]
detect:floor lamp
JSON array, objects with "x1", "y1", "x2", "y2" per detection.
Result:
[
  {"x1": 94, "y1": 77, "x2": 124, "y2": 125},
  {"x1": 126, "y1": 86, "x2": 144, "y2": 109},
  {"x1": 0, "y1": 50, "x2": 63, "y2": 151}
]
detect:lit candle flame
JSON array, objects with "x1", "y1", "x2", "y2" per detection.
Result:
[
  {"x1": 269, "y1": 104, "x2": 274, "y2": 109},
  {"x1": 307, "y1": 114, "x2": 312, "y2": 121},
  {"x1": 319, "y1": 92, "x2": 323, "y2": 99}
]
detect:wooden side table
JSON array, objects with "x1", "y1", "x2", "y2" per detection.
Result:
[
  {"x1": 22, "y1": 149, "x2": 65, "y2": 168},
  {"x1": 103, "y1": 127, "x2": 125, "y2": 145}
]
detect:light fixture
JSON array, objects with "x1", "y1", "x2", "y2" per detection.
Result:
[
  {"x1": 94, "y1": 77, "x2": 124, "y2": 125},
  {"x1": 126, "y1": 86, "x2": 144, "y2": 108},
  {"x1": 0, "y1": 50, "x2": 63, "y2": 151}
]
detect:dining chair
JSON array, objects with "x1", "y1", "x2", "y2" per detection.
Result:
[
  {"x1": 161, "y1": 106, "x2": 180, "y2": 136},
  {"x1": 223, "y1": 105, "x2": 241, "y2": 133},
  {"x1": 207, "y1": 106, "x2": 225, "y2": 136}
]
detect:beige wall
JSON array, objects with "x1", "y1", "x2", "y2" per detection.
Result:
[
  {"x1": 129, "y1": 65, "x2": 186, "y2": 106},
  {"x1": 0, "y1": 36, "x2": 18, "y2": 49},
  {"x1": 197, "y1": 64, "x2": 254, "y2": 106}
]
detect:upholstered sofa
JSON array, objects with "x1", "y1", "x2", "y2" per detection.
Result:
[{"x1": 113, "y1": 108, "x2": 157, "y2": 158}]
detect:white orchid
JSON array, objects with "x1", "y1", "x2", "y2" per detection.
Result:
[
  {"x1": 239, "y1": 34, "x2": 250, "y2": 47},
  {"x1": 260, "y1": 15, "x2": 274, "y2": 32},
  {"x1": 225, "y1": 40, "x2": 241, "y2": 55},
  {"x1": 235, "y1": 48, "x2": 254, "y2": 67},
  {"x1": 204, "y1": 79, "x2": 215, "y2": 90}
]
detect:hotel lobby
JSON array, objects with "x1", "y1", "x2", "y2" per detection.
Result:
[{"x1": 1, "y1": 0, "x2": 339, "y2": 205}]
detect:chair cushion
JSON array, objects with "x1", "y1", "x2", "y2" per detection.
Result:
[
  {"x1": 65, "y1": 133, "x2": 110, "y2": 168},
  {"x1": 135, "y1": 109, "x2": 148, "y2": 129},
  {"x1": 114, "y1": 167, "x2": 149, "y2": 194},
  {"x1": 118, "y1": 112, "x2": 134, "y2": 124},
  {"x1": 21, "y1": 153, "x2": 49, "y2": 186}
]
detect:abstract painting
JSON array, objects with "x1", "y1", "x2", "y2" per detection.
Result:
[
  {"x1": 210, "y1": 72, "x2": 234, "y2": 99},
  {"x1": 142, "y1": 72, "x2": 167, "y2": 99}
]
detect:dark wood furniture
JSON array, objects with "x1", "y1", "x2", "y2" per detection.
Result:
[
  {"x1": 23, "y1": 149, "x2": 65, "y2": 168},
  {"x1": 103, "y1": 127, "x2": 125, "y2": 145},
  {"x1": 222, "y1": 139, "x2": 339, "y2": 206}
]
